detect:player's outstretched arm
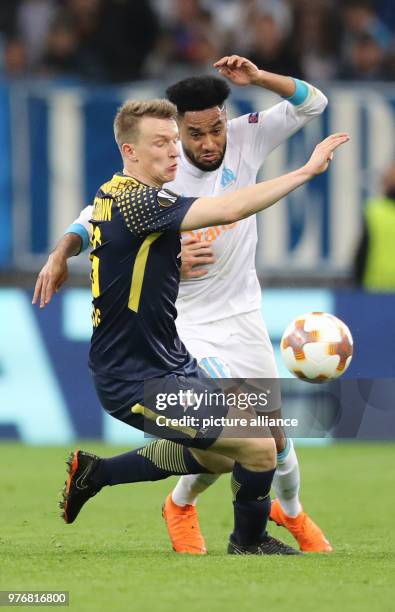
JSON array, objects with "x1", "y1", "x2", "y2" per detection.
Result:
[
  {"x1": 32, "y1": 233, "x2": 82, "y2": 308},
  {"x1": 181, "y1": 133, "x2": 349, "y2": 231},
  {"x1": 214, "y1": 55, "x2": 328, "y2": 163}
]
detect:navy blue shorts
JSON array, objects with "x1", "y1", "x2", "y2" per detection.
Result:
[{"x1": 92, "y1": 369, "x2": 229, "y2": 450}]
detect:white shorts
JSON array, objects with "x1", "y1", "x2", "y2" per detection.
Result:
[{"x1": 176, "y1": 309, "x2": 279, "y2": 379}]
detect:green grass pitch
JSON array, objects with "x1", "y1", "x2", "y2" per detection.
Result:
[{"x1": 2, "y1": 442, "x2": 394, "y2": 612}]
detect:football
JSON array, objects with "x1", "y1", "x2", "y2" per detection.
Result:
[{"x1": 280, "y1": 312, "x2": 354, "y2": 382}]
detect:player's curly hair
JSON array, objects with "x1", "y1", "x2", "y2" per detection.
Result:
[{"x1": 166, "y1": 76, "x2": 231, "y2": 114}]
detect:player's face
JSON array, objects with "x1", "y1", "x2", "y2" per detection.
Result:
[
  {"x1": 134, "y1": 117, "x2": 180, "y2": 186},
  {"x1": 178, "y1": 107, "x2": 227, "y2": 172}
]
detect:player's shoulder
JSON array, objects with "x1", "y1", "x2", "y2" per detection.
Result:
[
  {"x1": 228, "y1": 101, "x2": 292, "y2": 136},
  {"x1": 227, "y1": 111, "x2": 264, "y2": 140},
  {"x1": 229, "y1": 112, "x2": 261, "y2": 126},
  {"x1": 99, "y1": 173, "x2": 180, "y2": 205},
  {"x1": 98, "y1": 173, "x2": 142, "y2": 197}
]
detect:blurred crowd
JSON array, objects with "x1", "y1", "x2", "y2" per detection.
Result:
[{"x1": 1, "y1": 0, "x2": 395, "y2": 83}]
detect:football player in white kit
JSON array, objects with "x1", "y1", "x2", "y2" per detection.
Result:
[{"x1": 33, "y1": 56, "x2": 332, "y2": 554}]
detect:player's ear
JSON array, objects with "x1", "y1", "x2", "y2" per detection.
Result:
[{"x1": 122, "y1": 142, "x2": 138, "y2": 162}]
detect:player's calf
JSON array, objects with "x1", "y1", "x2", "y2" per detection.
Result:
[{"x1": 212, "y1": 436, "x2": 299, "y2": 554}]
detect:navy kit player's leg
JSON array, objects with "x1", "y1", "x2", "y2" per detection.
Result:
[
  {"x1": 61, "y1": 436, "x2": 299, "y2": 556},
  {"x1": 61, "y1": 375, "x2": 299, "y2": 555}
]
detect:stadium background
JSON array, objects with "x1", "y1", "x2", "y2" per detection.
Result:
[{"x1": 1, "y1": 3, "x2": 394, "y2": 610}]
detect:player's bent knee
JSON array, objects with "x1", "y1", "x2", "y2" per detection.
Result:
[
  {"x1": 191, "y1": 448, "x2": 234, "y2": 474},
  {"x1": 237, "y1": 437, "x2": 276, "y2": 471}
]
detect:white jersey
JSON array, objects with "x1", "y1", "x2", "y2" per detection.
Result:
[{"x1": 72, "y1": 84, "x2": 327, "y2": 326}]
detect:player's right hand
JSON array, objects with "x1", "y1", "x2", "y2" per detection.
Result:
[
  {"x1": 304, "y1": 133, "x2": 350, "y2": 176},
  {"x1": 32, "y1": 253, "x2": 69, "y2": 308},
  {"x1": 213, "y1": 55, "x2": 259, "y2": 87},
  {"x1": 181, "y1": 238, "x2": 215, "y2": 279}
]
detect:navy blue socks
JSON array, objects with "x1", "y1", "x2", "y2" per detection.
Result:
[
  {"x1": 231, "y1": 462, "x2": 276, "y2": 546},
  {"x1": 92, "y1": 440, "x2": 209, "y2": 487}
]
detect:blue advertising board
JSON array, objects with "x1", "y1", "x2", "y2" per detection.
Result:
[{"x1": 1, "y1": 288, "x2": 394, "y2": 444}]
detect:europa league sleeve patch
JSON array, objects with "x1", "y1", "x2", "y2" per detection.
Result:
[
  {"x1": 157, "y1": 188, "x2": 179, "y2": 208},
  {"x1": 248, "y1": 112, "x2": 259, "y2": 124}
]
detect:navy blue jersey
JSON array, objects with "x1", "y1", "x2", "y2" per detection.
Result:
[{"x1": 88, "y1": 172, "x2": 197, "y2": 381}]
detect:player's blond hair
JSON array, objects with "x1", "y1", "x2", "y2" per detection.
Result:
[{"x1": 114, "y1": 98, "x2": 177, "y2": 149}]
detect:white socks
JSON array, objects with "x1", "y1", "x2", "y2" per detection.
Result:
[
  {"x1": 171, "y1": 439, "x2": 302, "y2": 517},
  {"x1": 171, "y1": 473, "x2": 220, "y2": 506},
  {"x1": 272, "y1": 439, "x2": 302, "y2": 517}
]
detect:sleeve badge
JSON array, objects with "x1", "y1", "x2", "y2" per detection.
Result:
[{"x1": 248, "y1": 112, "x2": 259, "y2": 124}]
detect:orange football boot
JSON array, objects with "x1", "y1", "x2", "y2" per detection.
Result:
[
  {"x1": 270, "y1": 498, "x2": 333, "y2": 552},
  {"x1": 162, "y1": 494, "x2": 207, "y2": 555}
]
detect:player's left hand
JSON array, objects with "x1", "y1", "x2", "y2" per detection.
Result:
[
  {"x1": 180, "y1": 238, "x2": 215, "y2": 279},
  {"x1": 214, "y1": 55, "x2": 260, "y2": 86},
  {"x1": 303, "y1": 133, "x2": 350, "y2": 177},
  {"x1": 32, "y1": 253, "x2": 69, "y2": 308}
]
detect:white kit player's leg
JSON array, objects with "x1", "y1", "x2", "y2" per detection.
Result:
[
  {"x1": 271, "y1": 438, "x2": 301, "y2": 517},
  {"x1": 171, "y1": 314, "x2": 297, "y2": 513},
  {"x1": 172, "y1": 473, "x2": 221, "y2": 506},
  {"x1": 165, "y1": 312, "x2": 332, "y2": 553}
]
